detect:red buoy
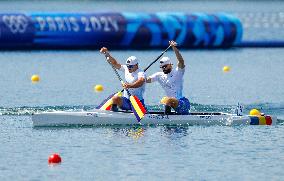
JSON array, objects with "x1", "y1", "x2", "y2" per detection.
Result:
[
  {"x1": 48, "y1": 153, "x2": 62, "y2": 164},
  {"x1": 265, "y1": 116, "x2": 272, "y2": 125}
]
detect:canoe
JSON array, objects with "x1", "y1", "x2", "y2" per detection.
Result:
[{"x1": 32, "y1": 109, "x2": 277, "y2": 127}]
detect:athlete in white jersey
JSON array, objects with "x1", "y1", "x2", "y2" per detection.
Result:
[
  {"x1": 100, "y1": 47, "x2": 146, "y2": 111},
  {"x1": 146, "y1": 40, "x2": 190, "y2": 114}
]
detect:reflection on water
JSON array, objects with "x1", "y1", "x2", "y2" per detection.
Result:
[
  {"x1": 110, "y1": 126, "x2": 146, "y2": 140},
  {"x1": 103, "y1": 125, "x2": 190, "y2": 141},
  {"x1": 127, "y1": 127, "x2": 145, "y2": 140},
  {"x1": 162, "y1": 126, "x2": 189, "y2": 138}
]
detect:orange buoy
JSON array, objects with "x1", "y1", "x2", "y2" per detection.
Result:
[{"x1": 48, "y1": 153, "x2": 62, "y2": 164}]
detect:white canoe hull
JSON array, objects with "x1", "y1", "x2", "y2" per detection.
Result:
[{"x1": 32, "y1": 109, "x2": 277, "y2": 127}]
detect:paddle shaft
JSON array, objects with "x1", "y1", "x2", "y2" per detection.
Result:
[
  {"x1": 143, "y1": 44, "x2": 172, "y2": 72},
  {"x1": 105, "y1": 56, "x2": 132, "y2": 97}
]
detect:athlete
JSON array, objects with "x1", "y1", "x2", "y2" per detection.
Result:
[
  {"x1": 100, "y1": 47, "x2": 146, "y2": 111},
  {"x1": 146, "y1": 40, "x2": 190, "y2": 114}
]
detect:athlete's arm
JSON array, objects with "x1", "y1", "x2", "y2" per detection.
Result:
[
  {"x1": 146, "y1": 72, "x2": 160, "y2": 83},
  {"x1": 170, "y1": 41, "x2": 185, "y2": 69},
  {"x1": 123, "y1": 77, "x2": 145, "y2": 88},
  {"x1": 100, "y1": 47, "x2": 121, "y2": 69}
]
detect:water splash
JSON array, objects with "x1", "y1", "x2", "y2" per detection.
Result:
[
  {"x1": 0, "y1": 103, "x2": 283, "y2": 119},
  {"x1": 0, "y1": 105, "x2": 96, "y2": 116}
]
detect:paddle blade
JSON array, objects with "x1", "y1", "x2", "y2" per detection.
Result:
[
  {"x1": 96, "y1": 91, "x2": 122, "y2": 110},
  {"x1": 129, "y1": 95, "x2": 147, "y2": 122}
]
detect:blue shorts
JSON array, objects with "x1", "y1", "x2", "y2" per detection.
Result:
[
  {"x1": 175, "y1": 97, "x2": 190, "y2": 115},
  {"x1": 120, "y1": 97, "x2": 146, "y2": 111}
]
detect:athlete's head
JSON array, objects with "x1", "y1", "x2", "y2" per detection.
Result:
[
  {"x1": 126, "y1": 56, "x2": 139, "y2": 73},
  {"x1": 160, "y1": 57, "x2": 173, "y2": 74}
]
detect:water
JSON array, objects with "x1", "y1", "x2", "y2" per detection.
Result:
[
  {"x1": 1, "y1": 117, "x2": 284, "y2": 180},
  {"x1": 1, "y1": 0, "x2": 284, "y2": 180},
  {"x1": 0, "y1": 48, "x2": 283, "y2": 112}
]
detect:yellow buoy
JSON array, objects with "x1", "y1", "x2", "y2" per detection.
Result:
[
  {"x1": 249, "y1": 109, "x2": 261, "y2": 116},
  {"x1": 31, "y1": 74, "x2": 40, "y2": 83},
  {"x1": 223, "y1": 66, "x2": 231, "y2": 72},
  {"x1": 94, "y1": 84, "x2": 104, "y2": 92}
]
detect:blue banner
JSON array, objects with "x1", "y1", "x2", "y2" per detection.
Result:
[{"x1": 0, "y1": 12, "x2": 243, "y2": 49}]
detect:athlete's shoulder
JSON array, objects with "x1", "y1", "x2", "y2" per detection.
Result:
[{"x1": 175, "y1": 66, "x2": 185, "y2": 73}]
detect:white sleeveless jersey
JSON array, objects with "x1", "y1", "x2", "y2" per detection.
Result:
[
  {"x1": 149, "y1": 67, "x2": 185, "y2": 99},
  {"x1": 119, "y1": 65, "x2": 146, "y2": 100}
]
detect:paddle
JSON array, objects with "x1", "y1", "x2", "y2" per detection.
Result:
[
  {"x1": 97, "y1": 44, "x2": 171, "y2": 110},
  {"x1": 104, "y1": 56, "x2": 147, "y2": 122},
  {"x1": 143, "y1": 44, "x2": 172, "y2": 72}
]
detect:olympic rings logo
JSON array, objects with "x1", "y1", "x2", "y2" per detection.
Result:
[{"x1": 2, "y1": 15, "x2": 29, "y2": 34}]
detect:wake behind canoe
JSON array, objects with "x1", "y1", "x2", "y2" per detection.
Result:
[{"x1": 32, "y1": 109, "x2": 277, "y2": 127}]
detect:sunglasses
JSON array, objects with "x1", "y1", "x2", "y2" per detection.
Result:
[{"x1": 127, "y1": 65, "x2": 135, "y2": 69}]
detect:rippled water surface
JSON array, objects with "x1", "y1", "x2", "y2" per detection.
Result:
[
  {"x1": 1, "y1": 116, "x2": 284, "y2": 180},
  {"x1": 0, "y1": 0, "x2": 284, "y2": 180}
]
